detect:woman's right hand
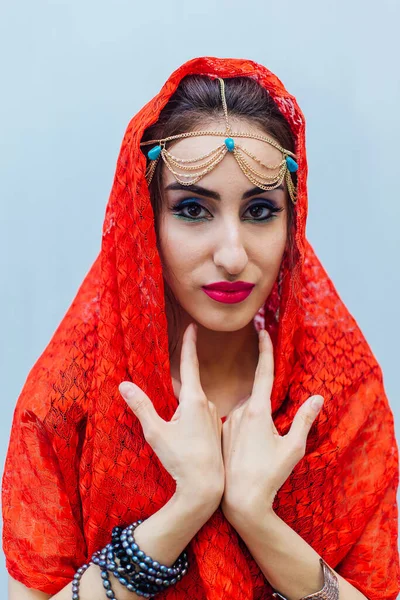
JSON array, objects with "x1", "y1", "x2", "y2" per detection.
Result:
[{"x1": 119, "y1": 322, "x2": 224, "y2": 509}]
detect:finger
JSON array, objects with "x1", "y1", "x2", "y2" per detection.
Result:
[
  {"x1": 271, "y1": 418, "x2": 279, "y2": 436},
  {"x1": 207, "y1": 400, "x2": 217, "y2": 415},
  {"x1": 230, "y1": 395, "x2": 249, "y2": 416},
  {"x1": 286, "y1": 395, "x2": 324, "y2": 450},
  {"x1": 179, "y1": 323, "x2": 204, "y2": 399},
  {"x1": 225, "y1": 398, "x2": 246, "y2": 424},
  {"x1": 119, "y1": 381, "x2": 164, "y2": 438},
  {"x1": 170, "y1": 404, "x2": 181, "y2": 422},
  {"x1": 249, "y1": 329, "x2": 274, "y2": 411}
]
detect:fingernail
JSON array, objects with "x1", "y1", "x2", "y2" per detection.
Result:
[
  {"x1": 119, "y1": 382, "x2": 136, "y2": 399},
  {"x1": 311, "y1": 396, "x2": 324, "y2": 411}
]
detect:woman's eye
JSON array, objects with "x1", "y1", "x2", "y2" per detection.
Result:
[
  {"x1": 170, "y1": 199, "x2": 282, "y2": 222},
  {"x1": 171, "y1": 200, "x2": 211, "y2": 220},
  {"x1": 245, "y1": 204, "x2": 273, "y2": 220},
  {"x1": 182, "y1": 203, "x2": 207, "y2": 218}
]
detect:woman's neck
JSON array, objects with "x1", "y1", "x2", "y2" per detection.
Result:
[{"x1": 168, "y1": 314, "x2": 260, "y2": 417}]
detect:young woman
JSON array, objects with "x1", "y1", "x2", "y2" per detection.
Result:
[{"x1": 3, "y1": 57, "x2": 399, "y2": 600}]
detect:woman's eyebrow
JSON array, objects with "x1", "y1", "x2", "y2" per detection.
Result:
[{"x1": 164, "y1": 182, "x2": 284, "y2": 200}]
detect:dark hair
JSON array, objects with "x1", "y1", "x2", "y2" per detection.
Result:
[{"x1": 140, "y1": 75, "x2": 298, "y2": 356}]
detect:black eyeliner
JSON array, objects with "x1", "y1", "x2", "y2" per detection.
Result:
[{"x1": 169, "y1": 197, "x2": 283, "y2": 222}]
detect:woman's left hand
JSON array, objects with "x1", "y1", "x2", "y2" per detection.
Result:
[{"x1": 221, "y1": 329, "x2": 324, "y2": 527}]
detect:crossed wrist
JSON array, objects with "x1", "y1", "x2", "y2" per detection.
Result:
[{"x1": 174, "y1": 483, "x2": 223, "y2": 516}]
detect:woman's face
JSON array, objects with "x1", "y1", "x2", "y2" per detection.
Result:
[{"x1": 157, "y1": 119, "x2": 289, "y2": 333}]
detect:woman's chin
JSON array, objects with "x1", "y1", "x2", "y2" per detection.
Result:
[
  {"x1": 169, "y1": 287, "x2": 269, "y2": 333},
  {"x1": 185, "y1": 304, "x2": 262, "y2": 333}
]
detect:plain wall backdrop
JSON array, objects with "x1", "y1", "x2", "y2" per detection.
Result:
[{"x1": 1, "y1": 0, "x2": 399, "y2": 593}]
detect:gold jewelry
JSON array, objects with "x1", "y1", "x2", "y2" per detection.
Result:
[
  {"x1": 140, "y1": 78, "x2": 298, "y2": 205},
  {"x1": 272, "y1": 558, "x2": 339, "y2": 599}
]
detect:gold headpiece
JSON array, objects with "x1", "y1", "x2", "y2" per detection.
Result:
[{"x1": 140, "y1": 78, "x2": 298, "y2": 204}]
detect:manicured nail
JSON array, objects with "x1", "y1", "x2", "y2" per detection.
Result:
[
  {"x1": 119, "y1": 382, "x2": 136, "y2": 399},
  {"x1": 311, "y1": 396, "x2": 324, "y2": 411}
]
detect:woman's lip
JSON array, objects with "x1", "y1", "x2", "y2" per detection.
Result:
[
  {"x1": 202, "y1": 288, "x2": 254, "y2": 304},
  {"x1": 202, "y1": 282, "x2": 255, "y2": 292}
]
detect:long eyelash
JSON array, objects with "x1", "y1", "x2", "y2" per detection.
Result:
[
  {"x1": 169, "y1": 199, "x2": 283, "y2": 222},
  {"x1": 170, "y1": 200, "x2": 212, "y2": 221}
]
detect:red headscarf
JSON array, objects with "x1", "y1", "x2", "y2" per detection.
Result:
[{"x1": 2, "y1": 57, "x2": 399, "y2": 599}]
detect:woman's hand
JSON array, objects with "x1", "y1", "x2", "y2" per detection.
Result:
[
  {"x1": 119, "y1": 323, "x2": 224, "y2": 510},
  {"x1": 221, "y1": 329, "x2": 324, "y2": 527}
]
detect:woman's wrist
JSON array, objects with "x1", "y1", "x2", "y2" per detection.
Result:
[
  {"x1": 174, "y1": 483, "x2": 223, "y2": 517},
  {"x1": 132, "y1": 489, "x2": 216, "y2": 570}
]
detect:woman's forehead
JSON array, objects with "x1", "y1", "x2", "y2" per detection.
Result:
[{"x1": 161, "y1": 120, "x2": 285, "y2": 194}]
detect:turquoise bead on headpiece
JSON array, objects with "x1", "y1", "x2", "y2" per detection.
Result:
[
  {"x1": 285, "y1": 156, "x2": 298, "y2": 173},
  {"x1": 140, "y1": 78, "x2": 298, "y2": 205},
  {"x1": 148, "y1": 145, "x2": 162, "y2": 160},
  {"x1": 224, "y1": 137, "x2": 235, "y2": 152}
]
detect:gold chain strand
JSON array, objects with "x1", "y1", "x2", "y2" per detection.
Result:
[
  {"x1": 234, "y1": 152, "x2": 286, "y2": 190},
  {"x1": 285, "y1": 169, "x2": 297, "y2": 204},
  {"x1": 237, "y1": 145, "x2": 284, "y2": 171},
  {"x1": 145, "y1": 158, "x2": 159, "y2": 185},
  {"x1": 234, "y1": 152, "x2": 284, "y2": 184},
  {"x1": 219, "y1": 78, "x2": 232, "y2": 135},
  {"x1": 234, "y1": 151, "x2": 286, "y2": 182},
  {"x1": 236, "y1": 163, "x2": 286, "y2": 192},
  {"x1": 162, "y1": 155, "x2": 227, "y2": 185},
  {"x1": 163, "y1": 144, "x2": 226, "y2": 164},
  {"x1": 161, "y1": 148, "x2": 227, "y2": 185},
  {"x1": 234, "y1": 149, "x2": 287, "y2": 183},
  {"x1": 164, "y1": 146, "x2": 227, "y2": 172},
  {"x1": 161, "y1": 148, "x2": 226, "y2": 178},
  {"x1": 140, "y1": 130, "x2": 296, "y2": 158},
  {"x1": 165, "y1": 143, "x2": 285, "y2": 175},
  {"x1": 237, "y1": 167, "x2": 286, "y2": 193}
]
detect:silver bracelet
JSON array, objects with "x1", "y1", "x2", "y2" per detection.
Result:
[{"x1": 272, "y1": 558, "x2": 339, "y2": 600}]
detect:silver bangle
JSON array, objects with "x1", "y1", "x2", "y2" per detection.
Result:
[{"x1": 272, "y1": 558, "x2": 339, "y2": 600}]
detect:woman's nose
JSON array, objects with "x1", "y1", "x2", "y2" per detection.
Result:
[{"x1": 212, "y1": 225, "x2": 248, "y2": 275}]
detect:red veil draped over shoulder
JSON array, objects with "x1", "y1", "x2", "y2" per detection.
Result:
[{"x1": 2, "y1": 57, "x2": 399, "y2": 599}]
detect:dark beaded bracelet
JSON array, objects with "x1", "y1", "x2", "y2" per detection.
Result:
[{"x1": 71, "y1": 519, "x2": 189, "y2": 599}]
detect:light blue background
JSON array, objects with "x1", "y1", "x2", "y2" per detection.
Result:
[{"x1": 1, "y1": 0, "x2": 399, "y2": 594}]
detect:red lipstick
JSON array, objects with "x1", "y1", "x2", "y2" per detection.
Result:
[{"x1": 202, "y1": 281, "x2": 255, "y2": 304}]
